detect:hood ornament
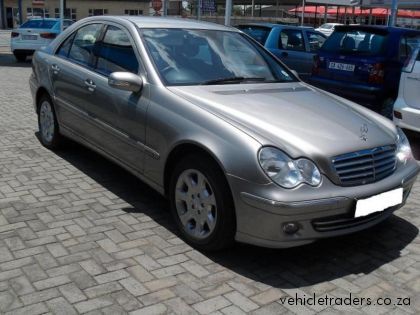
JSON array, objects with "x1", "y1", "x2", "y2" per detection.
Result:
[{"x1": 360, "y1": 124, "x2": 369, "y2": 141}]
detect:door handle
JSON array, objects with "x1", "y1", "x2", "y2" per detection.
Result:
[
  {"x1": 407, "y1": 76, "x2": 420, "y2": 81},
  {"x1": 84, "y1": 79, "x2": 96, "y2": 92},
  {"x1": 51, "y1": 64, "x2": 60, "y2": 74}
]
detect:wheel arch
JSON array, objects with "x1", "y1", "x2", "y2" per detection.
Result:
[
  {"x1": 35, "y1": 86, "x2": 52, "y2": 114},
  {"x1": 163, "y1": 141, "x2": 230, "y2": 198}
]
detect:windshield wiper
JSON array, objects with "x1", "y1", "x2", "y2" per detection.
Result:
[{"x1": 200, "y1": 76, "x2": 267, "y2": 85}]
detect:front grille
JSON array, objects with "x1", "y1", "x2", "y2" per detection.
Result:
[{"x1": 332, "y1": 145, "x2": 397, "y2": 186}]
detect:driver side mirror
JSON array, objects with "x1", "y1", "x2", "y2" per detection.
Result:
[{"x1": 108, "y1": 72, "x2": 143, "y2": 93}]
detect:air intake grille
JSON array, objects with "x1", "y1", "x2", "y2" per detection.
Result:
[{"x1": 332, "y1": 145, "x2": 396, "y2": 186}]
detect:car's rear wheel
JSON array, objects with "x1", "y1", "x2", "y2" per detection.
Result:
[
  {"x1": 38, "y1": 95, "x2": 62, "y2": 149},
  {"x1": 169, "y1": 154, "x2": 236, "y2": 251},
  {"x1": 14, "y1": 53, "x2": 27, "y2": 62}
]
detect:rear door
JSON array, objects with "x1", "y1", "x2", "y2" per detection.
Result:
[
  {"x1": 271, "y1": 28, "x2": 309, "y2": 75},
  {"x1": 49, "y1": 23, "x2": 107, "y2": 140},
  {"x1": 402, "y1": 49, "x2": 420, "y2": 109},
  {"x1": 303, "y1": 30, "x2": 326, "y2": 79}
]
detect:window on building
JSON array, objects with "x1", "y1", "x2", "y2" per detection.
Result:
[
  {"x1": 26, "y1": 7, "x2": 49, "y2": 19},
  {"x1": 55, "y1": 8, "x2": 77, "y2": 20},
  {"x1": 124, "y1": 9, "x2": 143, "y2": 16},
  {"x1": 88, "y1": 9, "x2": 109, "y2": 17},
  {"x1": 95, "y1": 25, "x2": 139, "y2": 76}
]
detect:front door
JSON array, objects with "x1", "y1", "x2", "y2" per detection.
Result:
[{"x1": 89, "y1": 23, "x2": 149, "y2": 172}]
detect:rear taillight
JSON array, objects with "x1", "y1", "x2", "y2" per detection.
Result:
[
  {"x1": 312, "y1": 55, "x2": 320, "y2": 75},
  {"x1": 394, "y1": 110, "x2": 402, "y2": 119},
  {"x1": 11, "y1": 32, "x2": 19, "y2": 38},
  {"x1": 368, "y1": 63, "x2": 385, "y2": 84},
  {"x1": 40, "y1": 33, "x2": 57, "y2": 39}
]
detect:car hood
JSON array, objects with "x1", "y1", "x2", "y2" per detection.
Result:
[{"x1": 168, "y1": 82, "x2": 397, "y2": 161}]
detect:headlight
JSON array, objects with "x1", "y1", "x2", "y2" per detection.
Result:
[
  {"x1": 396, "y1": 128, "x2": 413, "y2": 163},
  {"x1": 258, "y1": 147, "x2": 321, "y2": 188}
]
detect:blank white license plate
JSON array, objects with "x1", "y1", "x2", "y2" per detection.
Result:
[
  {"x1": 355, "y1": 188, "x2": 403, "y2": 218},
  {"x1": 22, "y1": 35, "x2": 37, "y2": 40},
  {"x1": 329, "y1": 62, "x2": 355, "y2": 72}
]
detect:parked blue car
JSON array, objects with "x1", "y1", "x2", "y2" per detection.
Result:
[
  {"x1": 309, "y1": 25, "x2": 420, "y2": 115},
  {"x1": 237, "y1": 23, "x2": 326, "y2": 80}
]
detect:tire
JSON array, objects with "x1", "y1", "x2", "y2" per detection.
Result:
[
  {"x1": 169, "y1": 154, "x2": 236, "y2": 251},
  {"x1": 37, "y1": 94, "x2": 62, "y2": 149},
  {"x1": 379, "y1": 97, "x2": 395, "y2": 120},
  {"x1": 14, "y1": 53, "x2": 26, "y2": 62}
]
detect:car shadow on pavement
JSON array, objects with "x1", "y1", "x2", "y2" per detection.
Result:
[
  {"x1": 0, "y1": 53, "x2": 32, "y2": 68},
  {"x1": 42, "y1": 134, "x2": 419, "y2": 290}
]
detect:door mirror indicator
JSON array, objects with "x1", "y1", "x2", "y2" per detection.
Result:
[{"x1": 108, "y1": 72, "x2": 143, "y2": 93}]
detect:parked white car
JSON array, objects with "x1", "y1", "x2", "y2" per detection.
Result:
[
  {"x1": 315, "y1": 23, "x2": 342, "y2": 37},
  {"x1": 393, "y1": 46, "x2": 420, "y2": 133},
  {"x1": 11, "y1": 18, "x2": 73, "y2": 62}
]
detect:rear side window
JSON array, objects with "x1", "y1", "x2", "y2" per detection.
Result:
[
  {"x1": 20, "y1": 20, "x2": 58, "y2": 29},
  {"x1": 68, "y1": 24, "x2": 103, "y2": 67},
  {"x1": 399, "y1": 37, "x2": 412, "y2": 62},
  {"x1": 307, "y1": 32, "x2": 326, "y2": 52},
  {"x1": 238, "y1": 26, "x2": 271, "y2": 45},
  {"x1": 94, "y1": 25, "x2": 139, "y2": 76},
  {"x1": 279, "y1": 29, "x2": 305, "y2": 51},
  {"x1": 321, "y1": 30, "x2": 387, "y2": 55}
]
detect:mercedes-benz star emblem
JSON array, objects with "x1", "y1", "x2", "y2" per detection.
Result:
[{"x1": 360, "y1": 124, "x2": 369, "y2": 141}]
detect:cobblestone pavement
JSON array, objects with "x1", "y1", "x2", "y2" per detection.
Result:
[{"x1": 0, "y1": 52, "x2": 419, "y2": 315}]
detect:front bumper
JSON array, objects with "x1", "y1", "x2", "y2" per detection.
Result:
[
  {"x1": 309, "y1": 76, "x2": 384, "y2": 107},
  {"x1": 229, "y1": 160, "x2": 419, "y2": 248},
  {"x1": 393, "y1": 99, "x2": 420, "y2": 134}
]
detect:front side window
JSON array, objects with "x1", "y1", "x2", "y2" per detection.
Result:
[
  {"x1": 279, "y1": 30, "x2": 305, "y2": 51},
  {"x1": 56, "y1": 33, "x2": 76, "y2": 58},
  {"x1": 68, "y1": 24, "x2": 103, "y2": 67},
  {"x1": 95, "y1": 25, "x2": 139, "y2": 76},
  {"x1": 307, "y1": 32, "x2": 326, "y2": 52},
  {"x1": 141, "y1": 28, "x2": 295, "y2": 86}
]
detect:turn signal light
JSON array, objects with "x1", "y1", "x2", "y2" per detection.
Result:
[
  {"x1": 394, "y1": 110, "x2": 402, "y2": 119},
  {"x1": 11, "y1": 32, "x2": 19, "y2": 38},
  {"x1": 368, "y1": 63, "x2": 385, "y2": 84}
]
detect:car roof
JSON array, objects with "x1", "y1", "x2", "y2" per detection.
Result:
[
  {"x1": 237, "y1": 22, "x2": 314, "y2": 30},
  {"x1": 335, "y1": 24, "x2": 420, "y2": 35},
  {"x1": 26, "y1": 18, "x2": 60, "y2": 21},
  {"x1": 84, "y1": 16, "x2": 236, "y2": 31}
]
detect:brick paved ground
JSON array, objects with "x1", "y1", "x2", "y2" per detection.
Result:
[{"x1": 0, "y1": 51, "x2": 420, "y2": 315}]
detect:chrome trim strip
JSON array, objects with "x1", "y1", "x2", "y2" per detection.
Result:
[
  {"x1": 54, "y1": 96, "x2": 160, "y2": 159},
  {"x1": 240, "y1": 192, "x2": 347, "y2": 210}
]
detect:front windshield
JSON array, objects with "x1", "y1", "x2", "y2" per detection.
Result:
[{"x1": 140, "y1": 28, "x2": 296, "y2": 86}]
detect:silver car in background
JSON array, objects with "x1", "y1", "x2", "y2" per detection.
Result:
[{"x1": 30, "y1": 16, "x2": 419, "y2": 250}]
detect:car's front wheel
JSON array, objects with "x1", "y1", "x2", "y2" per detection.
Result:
[
  {"x1": 169, "y1": 154, "x2": 236, "y2": 251},
  {"x1": 38, "y1": 95, "x2": 62, "y2": 149}
]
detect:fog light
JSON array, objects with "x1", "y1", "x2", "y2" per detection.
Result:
[
  {"x1": 283, "y1": 222, "x2": 299, "y2": 234},
  {"x1": 394, "y1": 111, "x2": 402, "y2": 119}
]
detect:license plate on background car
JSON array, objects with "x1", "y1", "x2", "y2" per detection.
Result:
[
  {"x1": 22, "y1": 35, "x2": 37, "y2": 40},
  {"x1": 355, "y1": 188, "x2": 403, "y2": 218},
  {"x1": 329, "y1": 62, "x2": 355, "y2": 72}
]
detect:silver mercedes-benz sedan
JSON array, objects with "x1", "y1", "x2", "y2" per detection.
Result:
[{"x1": 30, "y1": 16, "x2": 419, "y2": 250}]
